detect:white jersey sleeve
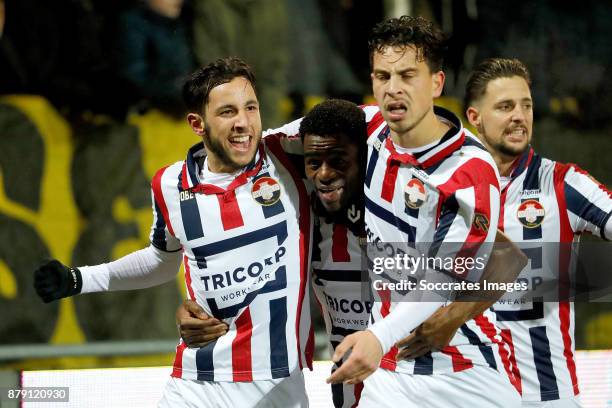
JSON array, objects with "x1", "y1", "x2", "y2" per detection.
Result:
[
  {"x1": 79, "y1": 245, "x2": 181, "y2": 293},
  {"x1": 562, "y1": 164, "x2": 612, "y2": 240},
  {"x1": 263, "y1": 118, "x2": 304, "y2": 156},
  {"x1": 368, "y1": 300, "x2": 445, "y2": 354}
]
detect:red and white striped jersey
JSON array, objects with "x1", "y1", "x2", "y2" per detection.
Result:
[
  {"x1": 311, "y1": 201, "x2": 368, "y2": 408},
  {"x1": 363, "y1": 105, "x2": 511, "y2": 376},
  {"x1": 150, "y1": 133, "x2": 314, "y2": 382},
  {"x1": 492, "y1": 147, "x2": 612, "y2": 401}
]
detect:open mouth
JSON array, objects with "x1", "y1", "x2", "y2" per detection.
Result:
[
  {"x1": 386, "y1": 101, "x2": 408, "y2": 120},
  {"x1": 228, "y1": 135, "x2": 252, "y2": 152},
  {"x1": 317, "y1": 185, "x2": 344, "y2": 204},
  {"x1": 504, "y1": 127, "x2": 527, "y2": 142}
]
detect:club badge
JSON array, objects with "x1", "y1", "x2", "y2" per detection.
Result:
[
  {"x1": 517, "y1": 199, "x2": 545, "y2": 228},
  {"x1": 404, "y1": 178, "x2": 426, "y2": 209},
  {"x1": 252, "y1": 177, "x2": 281, "y2": 206}
]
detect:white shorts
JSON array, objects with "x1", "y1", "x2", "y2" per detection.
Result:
[
  {"x1": 359, "y1": 366, "x2": 522, "y2": 408},
  {"x1": 521, "y1": 395, "x2": 581, "y2": 408},
  {"x1": 158, "y1": 368, "x2": 308, "y2": 408}
]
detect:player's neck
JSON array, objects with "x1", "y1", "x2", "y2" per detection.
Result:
[
  {"x1": 206, "y1": 156, "x2": 244, "y2": 175},
  {"x1": 391, "y1": 111, "x2": 450, "y2": 149},
  {"x1": 493, "y1": 152, "x2": 520, "y2": 177}
]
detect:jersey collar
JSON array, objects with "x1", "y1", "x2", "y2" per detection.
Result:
[
  {"x1": 507, "y1": 146, "x2": 535, "y2": 181},
  {"x1": 181, "y1": 141, "x2": 265, "y2": 194},
  {"x1": 382, "y1": 106, "x2": 466, "y2": 169}
]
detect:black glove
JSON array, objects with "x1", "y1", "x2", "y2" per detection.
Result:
[{"x1": 34, "y1": 260, "x2": 82, "y2": 303}]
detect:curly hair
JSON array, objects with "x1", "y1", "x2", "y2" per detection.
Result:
[
  {"x1": 182, "y1": 57, "x2": 257, "y2": 113},
  {"x1": 464, "y1": 58, "x2": 532, "y2": 109},
  {"x1": 299, "y1": 99, "x2": 366, "y2": 144},
  {"x1": 368, "y1": 15, "x2": 447, "y2": 72}
]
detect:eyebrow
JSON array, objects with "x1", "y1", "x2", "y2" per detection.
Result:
[
  {"x1": 373, "y1": 67, "x2": 417, "y2": 75},
  {"x1": 495, "y1": 97, "x2": 533, "y2": 104},
  {"x1": 215, "y1": 104, "x2": 236, "y2": 112},
  {"x1": 214, "y1": 100, "x2": 259, "y2": 112}
]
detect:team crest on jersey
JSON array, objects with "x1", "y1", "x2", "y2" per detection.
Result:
[
  {"x1": 517, "y1": 199, "x2": 545, "y2": 228},
  {"x1": 251, "y1": 177, "x2": 281, "y2": 206},
  {"x1": 404, "y1": 178, "x2": 426, "y2": 209}
]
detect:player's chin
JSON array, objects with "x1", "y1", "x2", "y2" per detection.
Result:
[
  {"x1": 504, "y1": 141, "x2": 530, "y2": 155},
  {"x1": 319, "y1": 198, "x2": 343, "y2": 214},
  {"x1": 229, "y1": 149, "x2": 258, "y2": 168}
]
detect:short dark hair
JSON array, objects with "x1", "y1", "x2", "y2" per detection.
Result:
[
  {"x1": 299, "y1": 99, "x2": 366, "y2": 144},
  {"x1": 464, "y1": 58, "x2": 532, "y2": 108},
  {"x1": 182, "y1": 57, "x2": 257, "y2": 113},
  {"x1": 368, "y1": 15, "x2": 447, "y2": 72}
]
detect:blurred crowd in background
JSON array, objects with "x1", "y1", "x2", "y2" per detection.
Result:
[{"x1": 1, "y1": 0, "x2": 612, "y2": 128}]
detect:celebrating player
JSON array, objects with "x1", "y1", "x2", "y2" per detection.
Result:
[
  {"x1": 327, "y1": 16, "x2": 521, "y2": 407},
  {"x1": 464, "y1": 58, "x2": 612, "y2": 406},
  {"x1": 178, "y1": 98, "x2": 370, "y2": 407},
  {"x1": 34, "y1": 57, "x2": 313, "y2": 408},
  {"x1": 301, "y1": 99, "x2": 370, "y2": 408}
]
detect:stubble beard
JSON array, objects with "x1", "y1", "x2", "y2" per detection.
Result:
[
  {"x1": 481, "y1": 123, "x2": 530, "y2": 159},
  {"x1": 203, "y1": 124, "x2": 256, "y2": 173}
]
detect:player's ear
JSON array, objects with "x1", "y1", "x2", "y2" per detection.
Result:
[
  {"x1": 466, "y1": 106, "x2": 481, "y2": 129},
  {"x1": 187, "y1": 113, "x2": 206, "y2": 136},
  {"x1": 431, "y1": 70, "x2": 445, "y2": 98}
]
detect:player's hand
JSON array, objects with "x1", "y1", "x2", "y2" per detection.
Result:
[
  {"x1": 326, "y1": 330, "x2": 383, "y2": 385},
  {"x1": 176, "y1": 299, "x2": 228, "y2": 348},
  {"x1": 33, "y1": 259, "x2": 82, "y2": 303},
  {"x1": 395, "y1": 305, "x2": 464, "y2": 360}
]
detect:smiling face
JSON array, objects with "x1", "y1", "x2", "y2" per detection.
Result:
[
  {"x1": 371, "y1": 46, "x2": 444, "y2": 140},
  {"x1": 466, "y1": 76, "x2": 533, "y2": 160},
  {"x1": 303, "y1": 133, "x2": 360, "y2": 214},
  {"x1": 191, "y1": 76, "x2": 262, "y2": 173}
]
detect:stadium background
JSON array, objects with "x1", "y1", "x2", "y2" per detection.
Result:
[{"x1": 0, "y1": 0, "x2": 611, "y2": 406}]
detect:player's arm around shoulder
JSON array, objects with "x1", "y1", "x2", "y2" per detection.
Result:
[{"x1": 263, "y1": 118, "x2": 304, "y2": 156}]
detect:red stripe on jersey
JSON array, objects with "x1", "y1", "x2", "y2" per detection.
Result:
[
  {"x1": 216, "y1": 191, "x2": 245, "y2": 230},
  {"x1": 180, "y1": 162, "x2": 190, "y2": 190},
  {"x1": 378, "y1": 289, "x2": 398, "y2": 370},
  {"x1": 183, "y1": 254, "x2": 196, "y2": 302},
  {"x1": 553, "y1": 163, "x2": 574, "y2": 242},
  {"x1": 366, "y1": 111, "x2": 385, "y2": 139},
  {"x1": 474, "y1": 314, "x2": 516, "y2": 391},
  {"x1": 171, "y1": 342, "x2": 187, "y2": 378},
  {"x1": 569, "y1": 163, "x2": 612, "y2": 199},
  {"x1": 441, "y1": 345, "x2": 473, "y2": 372},
  {"x1": 419, "y1": 132, "x2": 466, "y2": 169},
  {"x1": 553, "y1": 162, "x2": 580, "y2": 395},
  {"x1": 266, "y1": 136, "x2": 313, "y2": 369},
  {"x1": 559, "y1": 302, "x2": 579, "y2": 395},
  {"x1": 331, "y1": 224, "x2": 350, "y2": 262},
  {"x1": 352, "y1": 382, "x2": 364, "y2": 408},
  {"x1": 381, "y1": 156, "x2": 400, "y2": 202},
  {"x1": 152, "y1": 166, "x2": 175, "y2": 235},
  {"x1": 500, "y1": 329, "x2": 523, "y2": 395},
  {"x1": 437, "y1": 159, "x2": 498, "y2": 264},
  {"x1": 232, "y1": 308, "x2": 253, "y2": 382}
]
